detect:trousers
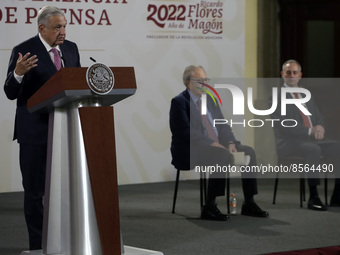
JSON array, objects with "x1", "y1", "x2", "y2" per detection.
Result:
[{"x1": 19, "y1": 143, "x2": 47, "y2": 250}]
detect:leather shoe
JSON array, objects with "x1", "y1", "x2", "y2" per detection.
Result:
[
  {"x1": 201, "y1": 204, "x2": 229, "y2": 221},
  {"x1": 241, "y1": 202, "x2": 269, "y2": 217},
  {"x1": 330, "y1": 196, "x2": 340, "y2": 207},
  {"x1": 307, "y1": 197, "x2": 327, "y2": 211}
]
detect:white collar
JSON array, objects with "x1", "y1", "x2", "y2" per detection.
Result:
[{"x1": 38, "y1": 33, "x2": 61, "y2": 53}]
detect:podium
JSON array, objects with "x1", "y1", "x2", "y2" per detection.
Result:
[{"x1": 23, "y1": 67, "x2": 163, "y2": 255}]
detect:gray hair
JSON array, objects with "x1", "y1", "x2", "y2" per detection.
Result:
[
  {"x1": 282, "y1": 59, "x2": 302, "y2": 72},
  {"x1": 37, "y1": 6, "x2": 65, "y2": 27},
  {"x1": 182, "y1": 65, "x2": 205, "y2": 86}
]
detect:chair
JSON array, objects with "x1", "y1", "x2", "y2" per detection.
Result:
[
  {"x1": 171, "y1": 152, "x2": 253, "y2": 214},
  {"x1": 172, "y1": 162, "x2": 238, "y2": 215},
  {"x1": 273, "y1": 156, "x2": 328, "y2": 207},
  {"x1": 171, "y1": 169, "x2": 207, "y2": 214}
]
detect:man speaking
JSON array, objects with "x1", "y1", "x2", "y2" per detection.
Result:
[{"x1": 3, "y1": 6, "x2": 81, "y2": 250}]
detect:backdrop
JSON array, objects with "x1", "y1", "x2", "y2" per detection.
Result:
[{"x1": 0, "y1": 0, "x2": 245, "y2": 192}]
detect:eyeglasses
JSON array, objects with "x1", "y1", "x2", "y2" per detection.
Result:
[{"x1": 190, "y1": 78, "x2": 210, "y2": 84}]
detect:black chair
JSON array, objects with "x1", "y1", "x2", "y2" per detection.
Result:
[
  {"x1": 171, "y1": 169, "x2": 207, "y2": 214},
  {"x1": 273, "y1": 156, "x2": 328, "y2": 207},
  {"x1": 172, "y1": 169, "x2": 231, "y2": 214}
]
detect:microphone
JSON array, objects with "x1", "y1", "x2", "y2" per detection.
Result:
[
  {"x1": 60, "y1": 56, "x2": 65, "y2": 67},
  {"x1": 90, "y1": 57, "x2": 96, "y2": 63}
]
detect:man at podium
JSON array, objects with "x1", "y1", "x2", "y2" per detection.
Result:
[{"x1": 3, "y1": 6, "x2": 81, "y2": 250}]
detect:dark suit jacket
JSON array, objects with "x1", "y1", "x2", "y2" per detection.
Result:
[
  {"x1": 170, "y1": 89, "x2": 239, "y2": 170},
  {"x1": 270, "y1": 87, "x2": 325, "y2": 156},
  {"x1": 4, "y1": 34, "x2": 81, "y2": 144}
]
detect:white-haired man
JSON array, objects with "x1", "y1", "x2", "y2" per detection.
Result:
[{"x1": 4, "y1": 6, "x2": 81, "y2": 250}]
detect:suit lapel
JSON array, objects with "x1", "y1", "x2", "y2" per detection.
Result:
[
  {"x1": 183, "y1": 90, "x2": 201, "y2": 122},
  {"x1": 284, "y1": 86, "x2": 311, "y2": 123},
  {"x1": 185, "y1": 90, "x2": 220, "y2": 124},
  {"x1": 207, "y1": 97, "x2": 219, "y2": 119},
  {"x1": 60, "y1": 44, "x2": 69, "y2": 67},
  {"x1": 33, "y1": 35, "x2": 57, "y2": 75}
]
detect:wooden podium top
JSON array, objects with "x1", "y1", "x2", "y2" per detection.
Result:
[{"x1": 28, "y1": 67, "x2": 136, "y2": 112}]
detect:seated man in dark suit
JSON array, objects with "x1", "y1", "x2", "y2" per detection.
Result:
[
  {"x1": 271, "y1": 59, "x2": 340, "y2": 211},
  {"x1": 169, "y1": 65, "x2": 268, "y2": 221}
]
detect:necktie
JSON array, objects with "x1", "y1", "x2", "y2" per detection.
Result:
[
  {"x1": 293, "y1": 93, "x2": 312, "y2": 128},
  {"x1": 197, "y1": 99, "x2": 219, "y2": 142},
  {"x1": 50, "y1": 48, "x2": 62, "y2": 70}
]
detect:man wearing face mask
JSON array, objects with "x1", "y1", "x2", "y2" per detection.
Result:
[
  {"x1": 3, "y1": 6, "x2": 80, "y2": 250},
  {"x1": 271, "y1": 59, "x2": 340, "y2": 211}
]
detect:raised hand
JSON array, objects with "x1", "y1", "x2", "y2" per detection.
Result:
[{"x1": 14, "y1": 52, "x2": 38, "y2": 76}]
